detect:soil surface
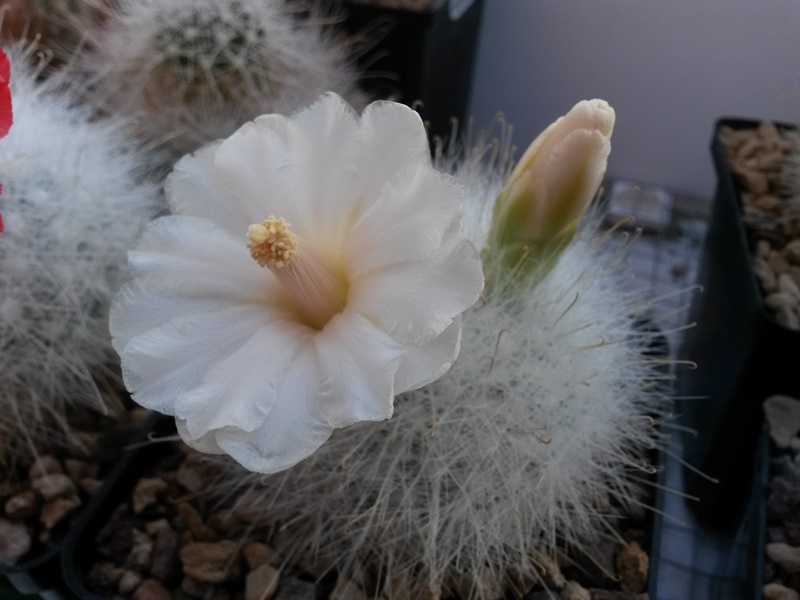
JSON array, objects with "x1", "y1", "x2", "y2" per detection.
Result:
[{"x1": 77, "y1": 425, "x2": 653, "y2": 600}]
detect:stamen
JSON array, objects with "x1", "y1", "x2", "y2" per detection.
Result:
[
  {"x1": 247, "y1": 216, "x2": 348, "y2": 330},
  {"x1": 247, "y1": 217, "x2": 297, "y2": 268}
]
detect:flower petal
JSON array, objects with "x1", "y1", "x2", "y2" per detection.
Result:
[
  {"x1": 175, "y1": 317, "x2": 313, "y2": 438},
  {"x1": 165, "y1": 141, "x2": 234, "y2": 225},
  {"x1": 118, "y1": 304, "x2": 269, "y2": 415},
  {"x1": 312, "y1": 312, "x2": 404, "y2": 428},
  {"x1": 214, "y1": 344, "x2": 334, "y2": 473},
  {"x1": 394, "y1": 318, "x2": 463, "y2": 392},
  {"x1": 110, "y1": 280, "x2": 234, "y2": 353},
  {"x1": 175, "y1": 419, "x2": 226, "y2": 455},
  {"x1": 127, "y1": 215, "x2": 276, "y2": 304},
  {"x1": 349, "y1": 235, "x2": 483, "y2": 344},
  {"x1": 213, "y1": 94, "x2": 364, "y2": 250},
  {"x1": 345, "y1": 164, "x2": 464, "y2": 277},
  {"x1": 346, "y1": 99, "x2": 432, "y2": 214},
  {"x1": 211, "y1": 116, "x2": 303, "y2": 232}
]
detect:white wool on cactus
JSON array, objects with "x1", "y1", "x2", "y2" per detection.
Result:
[
  {"x1": 79, "y1": 0, "x2": 368, "y2": 160},
  {"x1": 0, "y1": 44, "x2": 159, "y2": 453},
  {"x1": 110, "y1": 93, "x2": 484, "y2": 474}
]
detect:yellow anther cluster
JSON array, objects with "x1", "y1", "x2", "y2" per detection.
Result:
[{"x1": 247, "y1": 217, "x2": 298, "y2": 268}]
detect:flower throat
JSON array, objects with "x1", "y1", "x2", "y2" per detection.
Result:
[{"x1": 248, "y1": 216, "x2": 347, "y2": 329}]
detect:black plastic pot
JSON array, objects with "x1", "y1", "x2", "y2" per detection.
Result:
[
  {"x1": 0, "y1": 546, "x2": 64, "y2": 599},
  {"x1": 337, "y1": 0, "x2": 483, "y2": 141},
  {"x1": 676, "y1": 118, "x2": 800, "y2": 527},
  {"x1": 751, "y1": 429, "x2": 769, "y2": 600},
  {"x1": 0, "y1": 409, "x2": 158, "y2": 599},
  {"x1": 61, "y1": 413, "x2": 176, "y2": 600}
]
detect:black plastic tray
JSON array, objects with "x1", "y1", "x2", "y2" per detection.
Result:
[
  {"x1": 337, "y1": 0, "x2": 483, "y2": 141},
  {"x1": 676, "y1": 118, "x2": 800, "y2": 526}
]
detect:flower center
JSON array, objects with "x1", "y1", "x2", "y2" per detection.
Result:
[
  {"x1": 247, "y1": 217, "x2": 297, "y2": 268},
  {"x1": 248, "y1": 217, "x2": 348, "y2": 330}
]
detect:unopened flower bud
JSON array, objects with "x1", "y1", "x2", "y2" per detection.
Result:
[{"x1": 488, "y1": 99, "x2": 615, "y2": 281}]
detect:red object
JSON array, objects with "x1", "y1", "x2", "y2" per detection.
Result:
[
  {"x1": 0, "y1": 47, "x2": 11, "y2": 138},
  {"x1": 0, "y1": 47, "x2": 11, "y2": 232}
]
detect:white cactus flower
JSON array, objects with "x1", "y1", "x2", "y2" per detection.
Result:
[{"x1": 110, "y1": 93, "x2": 484, "y2": 474}]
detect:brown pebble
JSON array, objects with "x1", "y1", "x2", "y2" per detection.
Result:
[
  {"x1": 775, "y1": 306, "x2": 800, "y2": 329},
  {"x1": 764, "y1": 395, "x2": 800, "y2": 449},
  {"x1": 764, "y1": 582, "x2": 800, "y2": 600},
  {"x1": 506, "y1": 563, "x2": 538, "y2": 596},
  {"x1": 755, "y1": 258, "x2": 778, "y2": 292},
  {"x1": 788, "y1": 267, "x2": 800, "y2": 288},
  {"x1": 68, "y1": 431, "x2": 98, "y2": 459},
  {"x1": 560, "y1": 580, "x2": 591, "y2": 600},
  {"x1": 616, "y1": 541, "x2": 649, "y2": 593},
  {"x1": 385, "y1": 572, "x2": 416, "y2": 600},
  {"x1": 133, "y1": 578, "x2": 172, "y2": 600},
  {"x1": 779, "y1": 273, "x2": 800, "y2": 298},
  {"x1": 128, "y1": 407, "x2": 152, "y2": 428},
  {"x1": 206, "y1": 511, "x2": 237, "y2": 535},
  {"x1": 118, "y1": 570, "x2": 143, "y2": 595},
  {"x1": 245, "y1": 563, "x2": 280, "y2": 600},
  {"x1": 756, "y1": 195, "x2": 784, "y2": 213},
  {"x1": 145, "y1": 518, "x2": 171, "y2": 536},
  {"x1": 532, "y1": 551, "x2": 566, "y2": 588},
  {"x1": 28, "y1": 455, "x2": 63, "y2": 479},
  {"x1": 766, "y1": 292, "x2": 799, "y2": 312},
  {"x1": 64, "y1": 458, "x2": 99, "y2": 482},
  {"x1": 176, "y1": 501, "x2": 219, "y2": 542},
  {"x1": 176, "y1": 455, "x2": 204, "y2": 493},
  {"x1": 242, "y1": 541, "x2": 275, "y2": 569},
  {"x1": 132, "y1": 477, "x2": 169, "y2": 514},
  {"x1": 4, "y1": 490, "x2": 40, "y2": 520},
  {"x1": 31, "y1": 473, "x2": 76, "y2": 500},
  {"x1": 233, "y1": 496, "x2": 266, "y2": 524},
  {"x1": 296, "y1": 551, "x2": 335, "y2": 578},
  {"x1": 78, "y1": 477, "x2": 103, "y2": 496},
  {"x1": 768, "y1": 251, "x2": 792, "y2": 275},
  {"x1": 40, "y1": 495, "x2": 81, "y2": 530},
  {"x1": 735, "y1": 168, "x2": 769, "y2": 195},
  {"x1": 785, "y1": 240, "x2": 800, "y2": 266},
  {"x1": 767, "y1": 542, "x2": 800, "y2": 574},
  {"x1": 126, "y1": 529, "x2": 154, "y2": 571},
  {"x1": 0, "y1": 519, "x2": 31, "y2": 566},
  {"x1": 180, "y1": 540, "x2": 240, "y2": 583},
  {"x1": 150, "y1": 525, "x2": 181, "y2": 582}
]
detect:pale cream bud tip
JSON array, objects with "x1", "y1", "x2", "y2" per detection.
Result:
[{"x1": 247, "y1": 216, "x2": 298, "y2": 268}]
